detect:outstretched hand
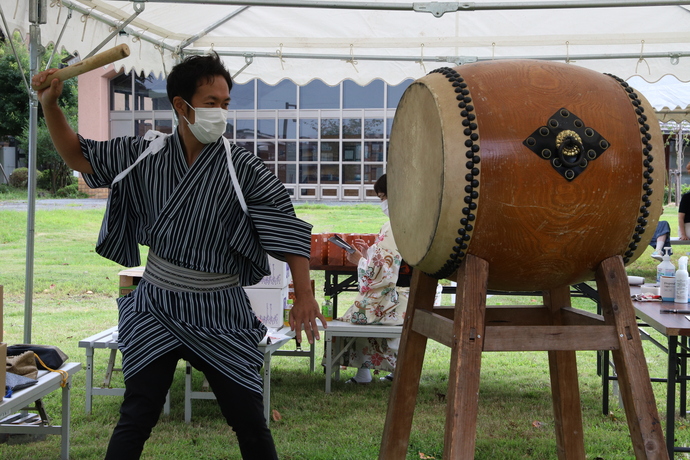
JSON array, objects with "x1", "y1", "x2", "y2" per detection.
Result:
[{"x1": 289, "y1": 294, "x2": 326, "y2": 345}]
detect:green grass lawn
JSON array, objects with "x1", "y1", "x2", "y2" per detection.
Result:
[{"x1": 0, "y1": 201, "x2": 688, "y2": 459}]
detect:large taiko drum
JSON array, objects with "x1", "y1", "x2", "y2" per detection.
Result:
[{"x1": 388, "y1": 60, "x2": 664, "y2": 291}]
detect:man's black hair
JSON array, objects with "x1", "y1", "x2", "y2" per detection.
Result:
[{"x1": 166, "y1": 52, "x2": 233, "y2": 109}]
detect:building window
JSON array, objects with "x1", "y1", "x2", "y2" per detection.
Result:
[
  {"x1": 258, "y1": 80, "x2": 297, "y2": 110},
  {"x1": 321, "y1": 119, "x2": 340, "y2": 139},
  {"x1": 343, "y1": 118, "x2": 362, "y2": 139},
  {"x1": 300, "y1": 80, "x2": 340, "y2": 109},
  {"x1": 236, "y1": 119, "x2": 255, "y2": 140},
  {"x1": 344, "y1": 79, "x2": 384, "y2": 109},
  {"x1": 300, "y1": 164, "x2": 318, "y2": 184},
  {"x1": 320, "y1": 142, "x2": 339, "y2": 162},
  {"x1": 110, "y1": 73, "x2": 132, "y2": 111},
  {"x1": 135, "y1": 73, "x2": 170, "y2": 111},
  {"x1": 232, "y1": 81, "x2": 255, "y2": 110},
  {"x1": 109, "y1": 72, "x2": 413, "y2": 200},
  {"x1": 300, "y1": 119, "x2": 318, "y2": 139}
]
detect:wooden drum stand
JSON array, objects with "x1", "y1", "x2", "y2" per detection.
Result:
[{"x1": 379, "y1": 254, "x2": 668, "y2": 459}]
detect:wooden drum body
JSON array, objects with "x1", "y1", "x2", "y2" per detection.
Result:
[{"x1": 388, "y1": 60, "x2": 663, "y2": 291}]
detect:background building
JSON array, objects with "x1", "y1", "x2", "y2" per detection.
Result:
[{"x1": 78, "y1": 66, "x2": 412, "y2": 201}]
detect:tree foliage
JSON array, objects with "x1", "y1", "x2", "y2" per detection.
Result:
[
  {"x1": 18, "y1": 119, "x2": 75, "y2": 194},
  {"x1": 0, "y1": 33, "x2": 31, "y2": 139},
  {"x1": 0, "y1": 31, "x2": 78, "y2": 136},
  {"x1": 1, "y1": 31, "x2": 79, "y2": 193}
]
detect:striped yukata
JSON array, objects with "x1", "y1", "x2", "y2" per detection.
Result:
[{"x1": 80, "y1": 130, "x2": 312, "y2": 397}]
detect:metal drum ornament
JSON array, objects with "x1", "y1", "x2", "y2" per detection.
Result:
[{"x1": 388, "y1": 60, "x2": 663, "y2": 291}]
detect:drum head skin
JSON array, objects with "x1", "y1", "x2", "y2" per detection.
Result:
[{"x1": 389, "y1": 60, "x2": 663, "y2": 291}]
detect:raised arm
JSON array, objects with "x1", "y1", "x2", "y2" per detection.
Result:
[{"x1": 32, "y1": 68, "x2": 94, "y2": 174}]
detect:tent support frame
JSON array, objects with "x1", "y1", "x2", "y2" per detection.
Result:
[
  {"x1": 23, "y1": 0, "x2": 47, "y2": 344},
  {"x1": 111, "y1": 0, "x2": 690, "y2": 14},
  {"x1": 58, "y1": 1, "x2": 690, "y2": 71}
]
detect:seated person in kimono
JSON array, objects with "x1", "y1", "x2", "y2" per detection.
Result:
[
  {"x1": 337, "y1": 174, "x2": 408, "y2": 384},
  {"x1": 33, "y1": 52, "x2": 324, "y2": 460}
]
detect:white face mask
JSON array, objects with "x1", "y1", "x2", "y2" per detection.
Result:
[
  {"x1": 183, "y1": 100, "x2": 228, "y2": 144},
  {"x1": 380, "y1": 199, "x2": 389, "y2": 217}
]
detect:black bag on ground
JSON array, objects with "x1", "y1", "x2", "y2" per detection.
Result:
[{"x1": 7, "y1": 345, "x2": 68, "y2": 370}]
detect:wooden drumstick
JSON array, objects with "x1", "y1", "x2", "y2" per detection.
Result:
[{"x1": 32, "y1": 44, "x2": 130, "y2": 91}]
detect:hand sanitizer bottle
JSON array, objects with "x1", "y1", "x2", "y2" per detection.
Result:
[
  {"x1": 675, "y1": 256, "x2": 689, "y2": 304},
  {"x1": 657, "y1": 248, "x2": 675, "y2": 283}
]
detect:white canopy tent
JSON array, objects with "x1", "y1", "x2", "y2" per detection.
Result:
[
  {"x1": 1, "y1": 0, "x2": 689, "y2": 341},
  {"x1": 628, "y1": 75, "x2": 690, "y2": 120},
  {"x1": 2, "y1": 0, "x2": 690, "y2": 85}
]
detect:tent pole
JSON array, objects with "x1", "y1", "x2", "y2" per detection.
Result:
[
  {"x1": 108, "y1": 0, "x2": 690, "y2": 12},
  {"x1": 24, "y1": 0, "x2": 46, "y2": 344},
  {"x1": 678, "y1": 125, "x2": 685, "y2": 205}
]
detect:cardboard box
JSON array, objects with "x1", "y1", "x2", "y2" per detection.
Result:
[
  {"x1": 245, "y1": 255, "x2": 291, "y2": 289},
  {"x1": 119, "y1": 267, "x2": 145, "y2": 297},
  {"x1": 245, "y1": 286, "x2": 289, "y2": 329},
  {"x1": 310, "y1": 233, "x2": 330, "y2": 267},
  {"x1": 327, "y1": 233, "x2": 345, "y2": 267},
  {"x1": 0, "y1": 342, "x2": 6, "y2": 398}
]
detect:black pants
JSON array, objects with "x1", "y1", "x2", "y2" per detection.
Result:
[{"x1": 104, "y1": 345, "x2": 278, "y2": 460}]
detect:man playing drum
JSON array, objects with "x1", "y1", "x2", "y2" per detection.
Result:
[{"x1": 33, "y1": 52, "x2": 325, "y2": 459}]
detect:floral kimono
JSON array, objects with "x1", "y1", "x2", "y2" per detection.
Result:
[{"x1": 337, "y1": 221, "x2": 408, "y2": 371}]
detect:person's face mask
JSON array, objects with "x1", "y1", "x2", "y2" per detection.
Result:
[
  {"x1": 380, "y1": 199, "x2": 389, "y2": 217},
  {"x1": 183, "y1": 100, "x2": 228, "y2": 144}
]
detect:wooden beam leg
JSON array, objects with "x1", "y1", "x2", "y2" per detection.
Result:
[
  {"x1": 595, "y1": 256, "x2": 668, "y2": 460},
  {"x1": 443, "y1": 254, "x2": 489, "y2": 460},
  {"x1": 379, "y1": 269, "x2": 438, "y2": 460},
  {"x1": 544, "y1": 286, "x2": 585, "y2": 459}
]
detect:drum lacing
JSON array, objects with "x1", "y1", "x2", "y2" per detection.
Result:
[
  {"x1": 427, "y1": 66, "x2": 480, "y2": 279},
  {"x1": 606, "y1": 73, "x2": 655, "y2": 264}
]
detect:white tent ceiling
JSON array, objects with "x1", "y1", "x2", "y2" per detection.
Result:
[
  {"x1": 628, "y1": 75, "x2": 690, "y2": 122},
  {"x1": 2, "y1": 0, "x2": 690, "y2": 86}
]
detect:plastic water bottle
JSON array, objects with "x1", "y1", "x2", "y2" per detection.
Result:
[
  {"x1": 657, "y1": 248, "x2": 675, "y2": 283},
  {"x1": 322, "y1": 295, "x2": 333, "y2": 322},
  {"x1": 675, "y1": 256, "x2": 689, "y2": 304}
]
